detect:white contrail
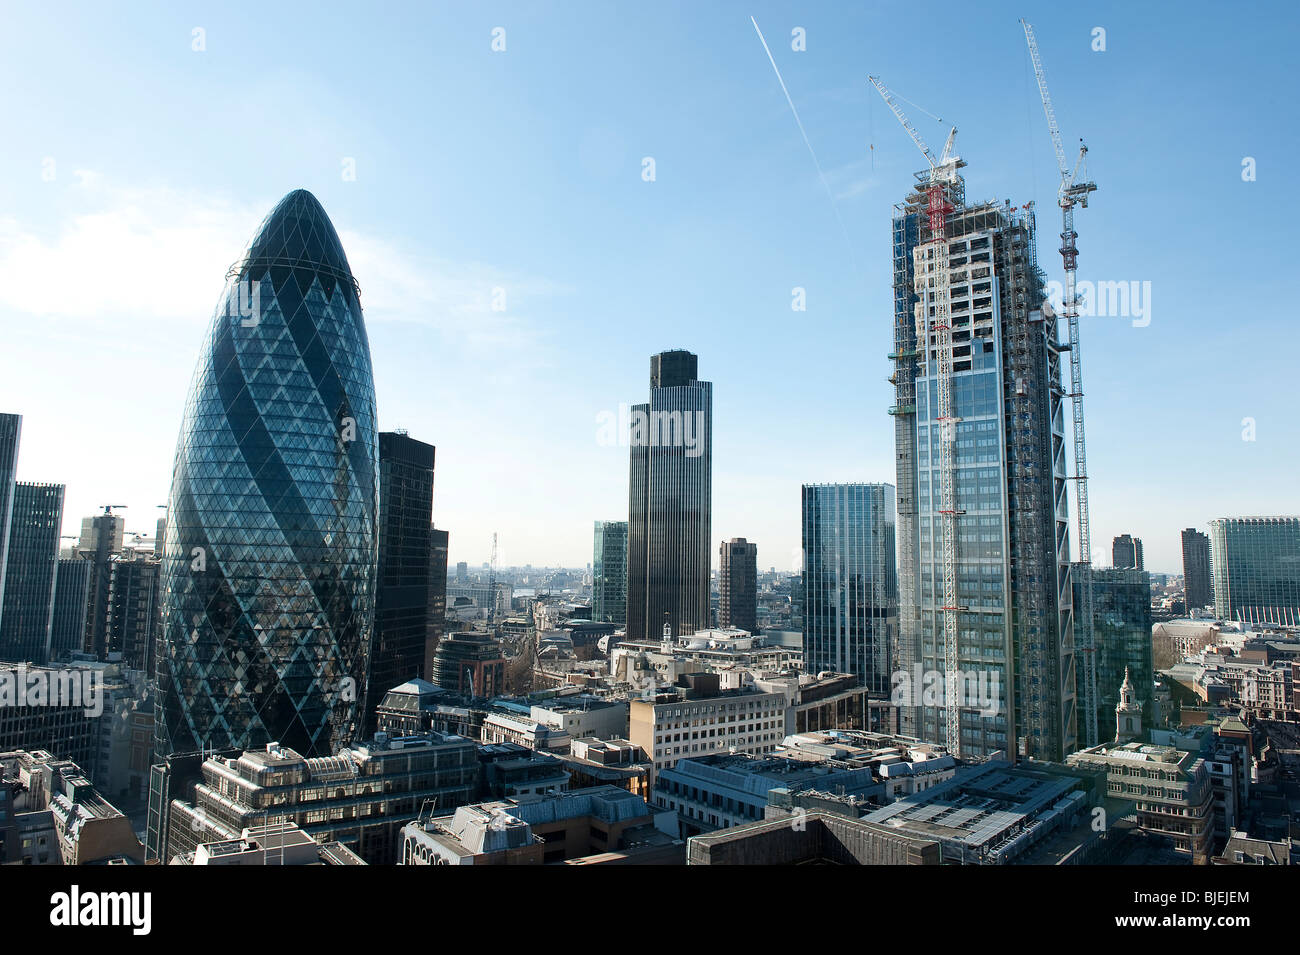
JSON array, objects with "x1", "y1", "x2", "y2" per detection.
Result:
[{"x1": 750, "y1": 16, "x2": 856, "y2": 269}]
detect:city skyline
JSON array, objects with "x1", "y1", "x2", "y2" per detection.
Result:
[{"x1": 1, "y1": 2, "x2": 1297, "y2": 575}]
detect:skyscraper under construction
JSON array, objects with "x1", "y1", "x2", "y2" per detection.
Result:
[{"x1": 890, "y1": 159, "x2": 1075, "y2": 762}]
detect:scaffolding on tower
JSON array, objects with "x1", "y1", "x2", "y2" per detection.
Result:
[{"x1": 870, "y1": 76, "x2": 967, "y2": 756}]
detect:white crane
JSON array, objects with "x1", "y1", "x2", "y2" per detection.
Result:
[
  {"x1": 1022, "y1": 19, "x2": 1100, "y2": 748},
  {"x1": 869, "y1": 75, "x2": 964, "y2": 756}
]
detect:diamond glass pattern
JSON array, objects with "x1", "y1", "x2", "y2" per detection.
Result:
[{"x1": 156, "y1": 190, "x2": 379, "y2": 758}]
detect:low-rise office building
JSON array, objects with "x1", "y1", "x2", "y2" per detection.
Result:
[
  {"x1": 166, "y1": 731, "x2": 479, "y2": 865},
  {"x1": 401, "y1": 785, "x2": 680, "y2": 865}
]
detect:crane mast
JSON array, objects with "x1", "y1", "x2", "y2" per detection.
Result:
[
  {"x1": 869, "y1": 76, "x2": 964, "y2": 756},
  {"x1": 1022, "y1": 20, "x2": 1100, "y2": 748}
]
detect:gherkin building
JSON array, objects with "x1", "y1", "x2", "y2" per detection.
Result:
[{"x1": 156, "y1": 189, "x2": 379, "y2": 758}]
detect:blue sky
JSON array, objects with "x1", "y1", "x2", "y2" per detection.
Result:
[{"x1": 1, "y1": 0, "x2": 1295, "y2": 573}]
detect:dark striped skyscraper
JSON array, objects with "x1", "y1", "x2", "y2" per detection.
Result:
[
  {"x1": 0, "y1": 413, "x2": 20, "y2": 638},
  {"x1": 801, "y1": 485, "x2": 896, "y2": 692},
  {"x1": 0, "y1": 482, "x2": 64, "y2": 664},
  {"x1": 626, "y1": 350, "x2": 712, "y2": 641},
  {"x1": 364, "y1": 431, "x2": 442, "y2": 735},
  {"x1": 1181, "y1": 528, "x2": 1211, "y2": 611},
  {"x1": 719, "y1": 538, "x2": 757, "y2": 633},
  {"x1": 157, "y1": 189, "x2": 379, "y2": 759}
]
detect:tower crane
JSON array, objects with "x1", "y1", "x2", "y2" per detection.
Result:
[
  {"x1": 869, "y1": 75, "x2": 965, "y2": 756},
  {"x1": 1021, "y1": 19, "x2": 1100, "y2": 748}
]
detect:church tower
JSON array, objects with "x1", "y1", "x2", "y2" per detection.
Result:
[{"x1": 1115, "y1": 667, "x2": 1143, "y2": 743}]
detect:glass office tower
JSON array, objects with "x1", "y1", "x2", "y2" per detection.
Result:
[
  {"x1": 157, "y1": 189, "x2": 379, "y2": 759},
  {"x1": 802, "y1": 485, "x2": 896, "y2": 693},
  {"x1": 891, "y1": 168, "x2": 1075, "y2": 761},
  {"x1": 1076, "y1": 568, "x2": 1153, "y2": 733},
  {"x1": 365, "y1": 431, "x2": 439, "y2": 735},
  {"x1": 593, "y1": 520, "x2": 628, "y2": 626},
  {"x1": 719, "y1": 537, "x2": 758, "y2": 633},
  {"x1": 626, "y1": 350, "x2": 712, "y2": 641},
  {"x1": 1181, "y1": 528, "x2": 1212, "y2": 611},
  {"x1": 0, "y1": 482, "x2": 64, "y2": 664},
  {"x1": 1209, "y1": 517, "x2": 1300, "y2": 626},
  {"x1": 0, "y1": 413, "x2": 20, "y2": 639}
]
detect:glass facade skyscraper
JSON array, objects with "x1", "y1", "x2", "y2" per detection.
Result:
[
  {"x1": 801, "y1": 484, "x2": 896, "y2": 693},
  {"x1": 157, "y1": 189, "x2": 379, "y2": 759},
  {"x1": 593, "y1": 520, "x2": 628, "y2": 626},
  {"x1": 0, "y1": 413, "x2": 21, "y2": 639},
  {"x1": 365, "y1": 431, "x2": 440, "y2": 735},
  {"x1": 1209, "y1": 517, "x2": 1300, "y2": 626},
  {"x1": 1076, "y1": 568, "x2": 1152, "y2": 733},
  {"x1": 0, "y1": 482, "x2": 64, "y2": 664},
  {"x1": 891, "y1": 170, "x2": 1075, "y2": 761},
  {"x1": 626, "y1": 350, "x2": 712, "y2": 641}
]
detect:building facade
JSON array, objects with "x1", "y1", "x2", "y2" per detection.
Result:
[
  {"x1": 49, "y1": 558, "x2": 92, "y2": 662},
  {"x1": 0, "y1": 483, "x2": 64, "y2": 664},
  {"x1": 626, "y1": 350, "x2": 712, "y2": 641},
  {"x1": 156, "y1": 189, "x2": 379, "y2": 759},
  {"x1": 366, "y1": 432, "x2": 441, "y2": 734},
  {"x1": 801, "y1": 484, "x2": 896, "y2": 692},
  {"x1": 0, "y1": 414, "x2": 19, "y2": 640},
  {"x1": 1112, "y1": 534, "x2": 1144, "y2": 571},
  {"x1": 889, "y1": 164, "x2": 1075, "y2": 761},
  {"x1": 719, "y1": 537, "x2": 758, "y2": 633},
  {"x1": 592, "y1": 520, "x2": 628, "y2": 626},
  {"x1": 106, "y1": 553, "x2": 161, "y2": 672},
  {"x1": 1077, "y1": 568, "x2": 1153, "y2": 737},
  {"x1": 167, "y1": 732, "x2": 478, "y2": 865},
  {"x1": 1181, "y1": 528, "x2": 1212, "y2": 611},
  {"x1": 1209, "y1": 517, "x2": 1300, "y2": 626}
]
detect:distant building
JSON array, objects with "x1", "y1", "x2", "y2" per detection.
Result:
[
  {"x1": 367, "y1": 432, "x2": 442, "y2": 735},
  {"x1": 592, "y1": 520, "x2": 628, "y2": 626},
  {"x1": 106, "y1": 553, "x2": 160, "y2": 672},
  {"x1": 49, "y1": 558, "x2": 92, "y2": 662},
  {"x1": 0, "y1": 483, "x2": 64, "y2": 664},
  {"x1": 456, "y1": 561, "x2": 468, "y2": 583},
  {"x1": 428, "y1": 527, "x2": 449, "y2": 678},
  {"x1": 719, "y1": 538, "x2": 758, "y2": 633},
  {"x1": 429, "y1": 632, "x2": 507, "y2": 698},
  {"x1": 1182, "y1": 528, "x2": 1212, "y2": 610},
  {"x1": 626, "y1": 349, "x2": 712, "y2": 641},
  {"x1": 1209, "y1": 517, "x2": 1300, "y2": 626},
  {"x1": 77, "y1": 508, "x2": 126, "y2": 659},
  {"x1": 801, "y1": 484, "x2": 896, "y2": 692},
  {"x1": 1112, "y1": 534, "x2": 1144, "y2": 571},
  {"x1": 0, "y1": 414, "x2": 20, "y2": 641}
]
